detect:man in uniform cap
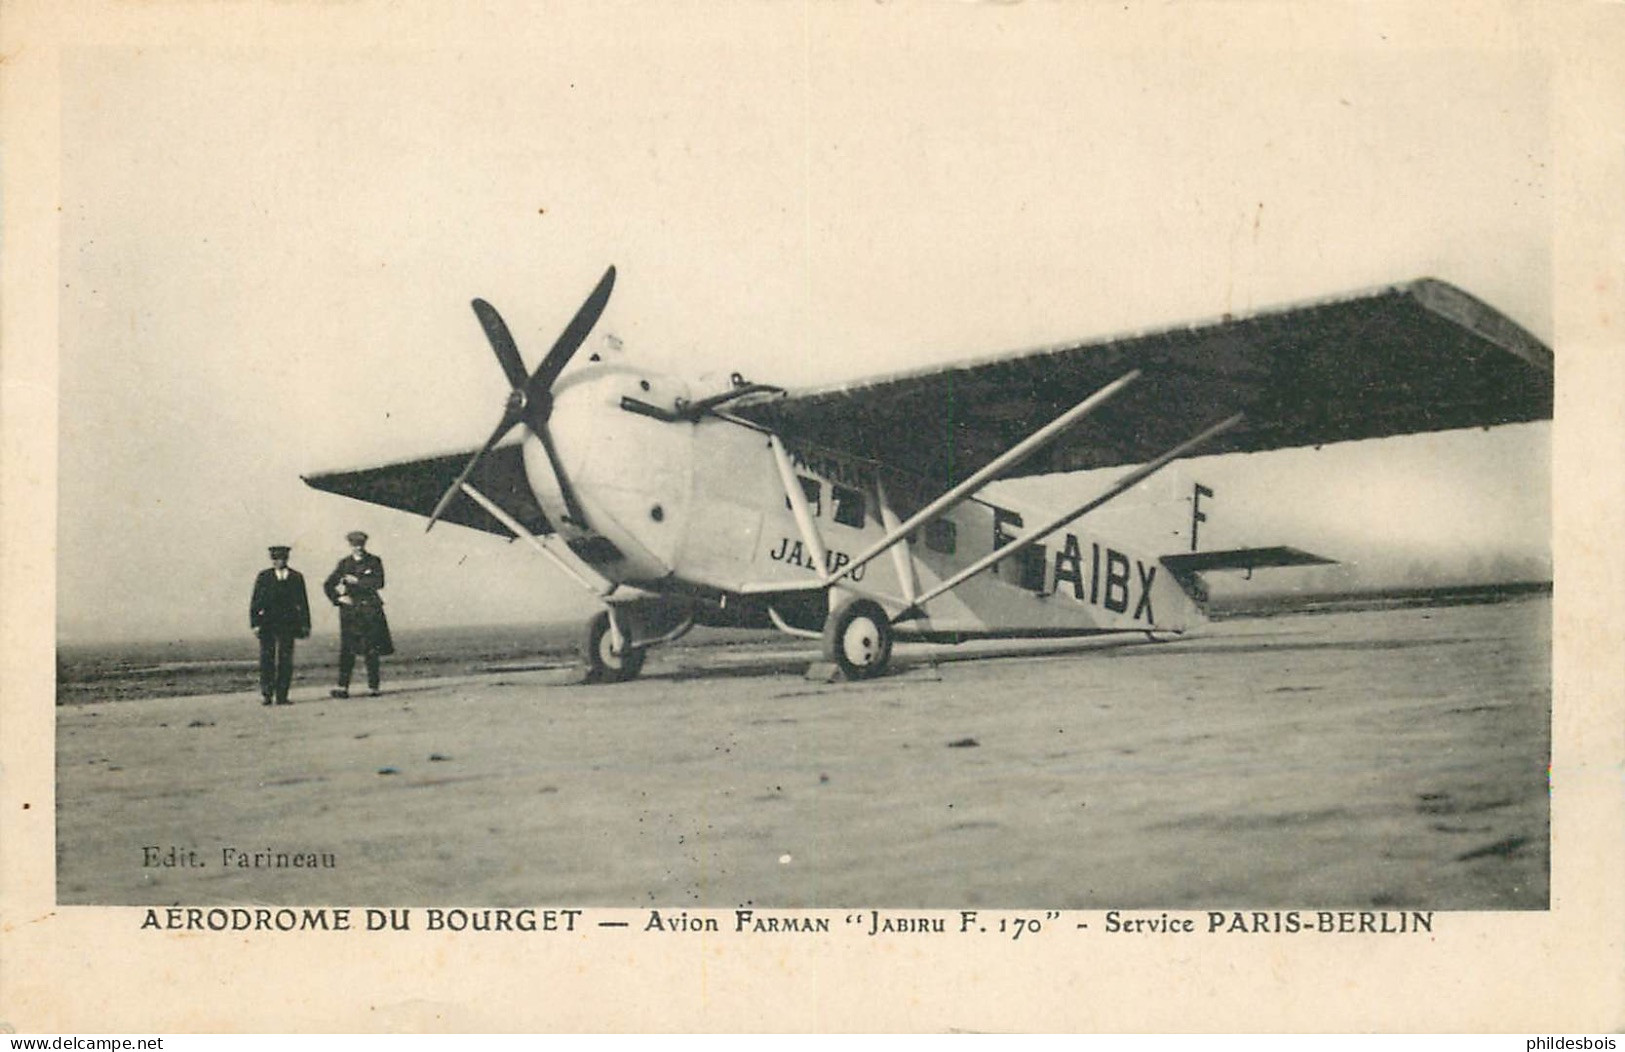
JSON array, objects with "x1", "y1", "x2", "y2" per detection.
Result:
[
  {"x1": 324, "y1": 530, "x2": 394, "y2": 697},
  {"x1": 249, "y1": 545, "x2": 311, "y2": 705}
]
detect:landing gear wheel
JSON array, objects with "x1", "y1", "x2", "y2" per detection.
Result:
[
  {"x1": 822, "y1": 599, "x2": 894, "y2": 680},
  {"x1": 584, "y1": 611, "x2": 646, "y2": 683}
]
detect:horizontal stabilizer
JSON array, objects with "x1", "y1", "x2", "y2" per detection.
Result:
[
  {"x1": 303, "y1": 442, "x2": 550, "y2": 539},
  {"x1": 1160, "y1": 546, "x2": 1335, "y2": 575}
]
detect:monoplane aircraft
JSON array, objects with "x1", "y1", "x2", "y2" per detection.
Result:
[{"x1": 304, "y1": 268, "x2": 1552, "y2": 682}]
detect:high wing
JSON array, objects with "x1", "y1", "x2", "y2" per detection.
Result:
[
  {"x1": 730, "y1": 279, "x2": 1552, "y2": 489},
  {"x1": 302, "y1": 442, "x2": 550, "y2": 539}
]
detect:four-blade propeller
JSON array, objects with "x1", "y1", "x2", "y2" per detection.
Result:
[{"x1": 426, "y1": 265, "x2": 617, "y2": 531}]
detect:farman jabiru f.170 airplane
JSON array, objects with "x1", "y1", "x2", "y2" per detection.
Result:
[{"x1": 304, "y1": 268, "x2": 1552, "y2": 683}]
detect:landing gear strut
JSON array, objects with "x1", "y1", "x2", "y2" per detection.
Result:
[{"x1": 583, "y1": 611, "x2": 646, "y2": 683}]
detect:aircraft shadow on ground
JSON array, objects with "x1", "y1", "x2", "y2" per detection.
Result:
[
  {"x1": 1108, "y1": 635, "x2": 1481, "y2": 659},
  {"x1": 639, "y1": 631, "x2": 1485, "y2": 684}
]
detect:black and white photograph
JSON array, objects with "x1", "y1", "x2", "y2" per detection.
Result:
[{"x1": 3, "y1": 0, "x2": 1621, "y2": 1034}]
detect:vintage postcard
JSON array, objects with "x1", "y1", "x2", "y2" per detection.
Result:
[{"x1": 2, "y1": 0, "x2": 1621, "y2": 1033}]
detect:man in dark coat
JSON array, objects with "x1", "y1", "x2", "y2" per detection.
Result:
[
  {"x1": 324, "y1": 530, "x2": 394, "y2": 697},
  {"x1": 249, "y1": 545, "x2": 311, "y2": 705}
]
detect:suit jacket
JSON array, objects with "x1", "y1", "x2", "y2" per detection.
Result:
[{"x1": 250, "y1": 568, "x2": 312, "y2": 636}]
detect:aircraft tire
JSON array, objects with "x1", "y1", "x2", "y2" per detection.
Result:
[
  {"x1": 822, "y1": 599, "x2": 894, "y2": 680},
  {"x1": 584, "y1": 611, "x2": 646, "y2": 684}
]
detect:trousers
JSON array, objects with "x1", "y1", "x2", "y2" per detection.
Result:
[
  {"x1": 337, "y1": 645, "x2": 381, "y2": 691},
  {"x1": 258, "y1": 631, "x2": 297, "y2": 701}
]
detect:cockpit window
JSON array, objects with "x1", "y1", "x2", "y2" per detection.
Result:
[
  {"x1": 785, "y1": 475, "x2": 822, "y2": 516},
  {"x1": 831, "y1": 484, "x2": 866, "y2": 528}
]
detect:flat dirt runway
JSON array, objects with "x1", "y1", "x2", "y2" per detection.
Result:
[{"x1": 57, "y1": 595, "x2": 1550, "y2": 909}]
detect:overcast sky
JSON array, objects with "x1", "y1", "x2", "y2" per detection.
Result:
[{"x1": 53, "y1": 6, "x2": 1553, "y2": 644}]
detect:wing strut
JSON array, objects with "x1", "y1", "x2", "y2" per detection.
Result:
[
  {"x1": 769, "y1": 433, "x2": 833, "y2": 585},
  {"x1": 895, "y1": 413, "x2": 1244, "y2": 622},
  {"x1": 873, "y1": 474, "x2": 919, "y2": 606},
  {"x1": 458, "y1": 482, "x2": 615, "y2": 598},
  {"x1": 826, "y1": 368, "x2": 1142, "y2": 589}
]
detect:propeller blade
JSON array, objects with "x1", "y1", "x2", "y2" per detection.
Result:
[
  {"x1": 424, "y1": 408, "x2": 523, "y2": 532},
  {"x1": 524, "y1": 265, "x2": 617, "y2": 405},
  {"x1": 535, "y1": 421, "x2": 588, "y2": 528},
  {"x1": 471, "y1": 298, "x2": 530, "y2": 392}
]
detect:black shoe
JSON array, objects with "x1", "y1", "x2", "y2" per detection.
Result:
[
  {"x1": 261, "y1": 694, "x2": 273, "y2": 706},
  {"x1": 367, "y1": 688, "x2": 382, "y2": 697},
  {"x1": 330, "y1": 688, "x2": 349, "y2": 699},
  {"x1": 275, "y1": 698, "x2": 293, "y2": 706}
]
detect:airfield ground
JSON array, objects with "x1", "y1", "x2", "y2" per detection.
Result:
[{"x1": 56, "y1": 595, "x2": 1550, "y2": 909}]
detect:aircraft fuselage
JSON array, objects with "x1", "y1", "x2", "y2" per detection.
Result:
[{"x1": 524, "y1": 361, "x2": 1204, "y2": 640}]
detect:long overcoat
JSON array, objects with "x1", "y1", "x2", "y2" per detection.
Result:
[{"x1": 323, "y1": 552, "x2": 394, "y2": 655}]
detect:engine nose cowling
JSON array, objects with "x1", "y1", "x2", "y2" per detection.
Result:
[{"x1": 522, "y1": 363, "x2": 694, "y2": 585}]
